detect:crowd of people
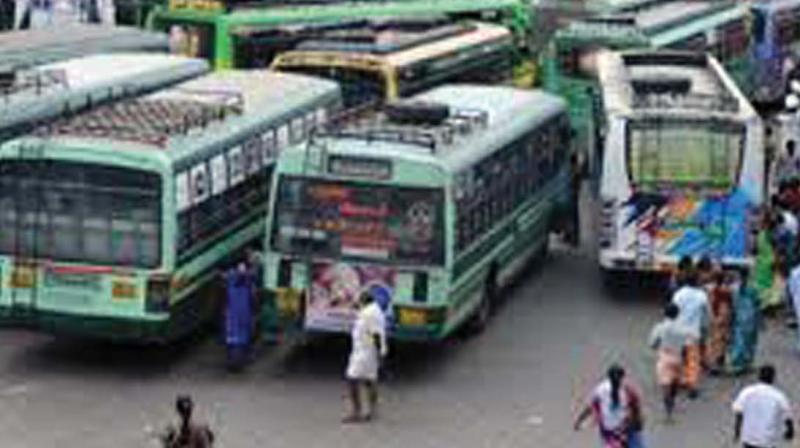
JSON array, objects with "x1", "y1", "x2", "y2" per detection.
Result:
[{"x1": 573, "y1": 248, "x2": 800, "y2": 448}]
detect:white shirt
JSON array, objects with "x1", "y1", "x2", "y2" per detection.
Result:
[
  {"x1": 733, "y1": 383, "x2": 792, "y2": 447},
  {"x1": 649, "y1": 319, "x2": 691, "y2": 353},
  {"x1": 672, "y1": 285, "x2": 710, "y2": 339},
  {"x1": 350, "y1": 302, "x2": 387, "y2": 359}
]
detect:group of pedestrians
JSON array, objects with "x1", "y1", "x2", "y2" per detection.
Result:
[{"x1": 574, "y1": 255, "x2": 796, "y2": 448}]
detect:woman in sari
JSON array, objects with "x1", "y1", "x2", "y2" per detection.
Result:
[
  {"x1": 754, "y1": 220, "x2": 778, "y2": 310},
  {"x1": 729, "y1": 270, "x2": 761, "y2": 375},
  {"x1": 574, "y1": 364, "x2": 645, "y2": 448},
  {"x1": 706, "y1": 271, "x2": 733, "y2": 374}
]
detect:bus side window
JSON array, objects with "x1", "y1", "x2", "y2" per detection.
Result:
[
  {"x1": 190, "y1": 163, "x2": 209, "y2": 205},
  {"x1": 277, "y1": 124, "x2": 290, "y2": 150},
  {"x1": 210, "y1": 154, "x2": 227, "y2": 196},
  {"x1": 175, "y1": 172, "x2": 190, "y2": 212},
  {"x1": 244, "y1": 136, "x2": 262, "y2": 176},
  {"x1": 290, "y1": 116, "x2": 305, "y2": 143},
  {"x1": 263, "y1": 129, "x2": 278, "y2": 163},
  {"x1": 228, "y1": 145, "x2": 244, "y2": 186}
]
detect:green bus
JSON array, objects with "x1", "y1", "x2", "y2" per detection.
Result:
[
  {"x1": 542, "y1": 0, "x2": 750, "y2": 175},
  {"x1": 263, "y1": 86, "x2": 574, "y2": 341},
  {"x1": 0, "y1": 71, "x2": 340, "y2": 342},
  {"x1": 148, "y1": 0, "x2": 531, "y2": 70}
]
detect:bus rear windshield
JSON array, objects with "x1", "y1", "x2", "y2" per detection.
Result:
[
  {"x1": 0, "y1": 160, "x2": 162, "y2": 268},
  {"x1": 272, "y1": 177, "x2": 444, "y2": 265},
  {"x1": 279, "y1": 65, "x2": 386, "y2": 108},
  {"x1": 627, "y1": 120, "x2": 744, "y2": 189}
]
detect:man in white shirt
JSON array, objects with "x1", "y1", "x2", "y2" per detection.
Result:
[
  {"x1": 343, "y1": 289, "x2": 388, "y2": 424},
  {"x1": 733, "y1": 365, "x2": 794, "y2": 448},
  {"x1": 649, "y1": 303, "x2": 692, "y2": 420},
  {"x1": 671, "y1": 271, "x2": 710, "y2": 398}
]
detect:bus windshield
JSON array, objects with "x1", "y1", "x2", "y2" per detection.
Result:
[
  {"x1": 278, "y1": 65, "x2": 386, "y2": 108},
  {"x1": 0, "y1": 160, "x2": 162, "y2": 268},
  {"x1": 271, "y1": 176, "x2": 444, "y2": 265},
  {"x1": 627, "y1": 120, "x2": 744, "y2": 188}
]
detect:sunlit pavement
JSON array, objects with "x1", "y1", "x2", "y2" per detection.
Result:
[{"x1": 1, "y1": 191, "x2": 799, "y2": 447}]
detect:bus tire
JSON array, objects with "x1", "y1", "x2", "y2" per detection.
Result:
[{"x1": 468, "y1": 265, "x2": 497, "y2": 334}]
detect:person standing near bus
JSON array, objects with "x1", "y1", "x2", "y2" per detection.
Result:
[
  {"x1": 223, "y1": 261, "x2": 258, "y2": 372},
  {"x1": 574, "y1": 364, "x2": 645, "y2": 448},
  {"x1": 730, "y1": 270, "x2": 761, "y2": 375},
  {"x1": 648, "y1": 303, "x2": 691, "y2": 422},
  {"x1": 732, "y1": 365, "x2": 793, "y2": 448},
  {"x1": 671, "y1": 271, "x2": 710, "y2": 398},
  {"x1": 343, "y1": 290, "x2": 388, "y2": 424}
]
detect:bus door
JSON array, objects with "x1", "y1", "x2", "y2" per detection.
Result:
[{"x1": 6, "y1": 144, "x2": 47, "y2": 317}]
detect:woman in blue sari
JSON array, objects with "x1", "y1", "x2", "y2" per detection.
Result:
[
  {"x1": 223, "y1": 262, "x2": 257, "y2": 372},
  {"x1": 729, "y1": 270, "x2": 761, "y2": 375}
]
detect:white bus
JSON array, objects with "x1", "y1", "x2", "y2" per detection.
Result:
[{"x1": 596, "y1": 50, "x2": 763, "y2": 275}]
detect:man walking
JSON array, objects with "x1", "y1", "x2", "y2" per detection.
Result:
[
  {"x1": 161, "y1": 395, "x2": 214, "y2": 448},
  {"x1": 788, "y1": 263, "x2": 800, "y2": 351},
  {"x1": 733, "y1": 365, "x2": 794, "y2": 448},
  {"x1": 342, "y1": 289, "x2": 388, "y2": 423},
  {"x1": 671, "y1": 271, "x2": 710, "y2": 398},
  {"x1": 649, "y1": 303, "x2": 691, "y2": 421}
]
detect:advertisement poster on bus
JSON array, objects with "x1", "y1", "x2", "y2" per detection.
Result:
[{"x1": 305, "y1": 263, "x2": 395, "y2": 332}]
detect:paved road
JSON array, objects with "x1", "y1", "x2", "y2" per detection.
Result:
[{"x1": 1, "y1": 197, "x2": 800, "y2": 447}]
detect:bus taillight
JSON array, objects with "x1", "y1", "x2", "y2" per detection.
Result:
[{"x1": 145, "y1": 275, "x2": 171, "y2": 313}]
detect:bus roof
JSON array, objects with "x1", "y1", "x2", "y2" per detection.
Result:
[
  {"x1": 160, "y1": 0, "x2": 527, "y2": 26},
  {"x1": 20, "y1": 71, "x2": 340, "y2": 161},
  {"x1": 556, "y1": 0, "x2": 742, "y2": 44},
  {"x1": 0, "y1": 25, "x2": 169, "y2": 72},
  {"x1": 598, "y1": 50, "x2": 757, "y2": 121},
  {"x1": 0, "y1": 54, "x2": 209, "y2": 138},
  {"x1": 274, "y1": 22, "x2": 511, "y2": 69},
  {"x1": 311, "y1": 86, "x2": 565, "y2": 174}
]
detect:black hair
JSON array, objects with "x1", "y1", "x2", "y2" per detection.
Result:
[
  {"x1": 739, "y1": 268, "x2": 750, "y2": 285},
  {"x1": 607, "y1": 364, "x2": 626, "y2": 409},
  {"x1": 678, "y1": 255, "x2": 693, "y2": 271},
  {"x1": 787, "y1": 140, "x2": 796, "y2": 155},
  {"x1": 697, "y1": 255, "x2": 712, "y2": 272},
  {"x1": 175, "y1": 395, "x2": 194, "y2": 445},
  {"x1": 759, "y1": 364, "x2": 776, "y2": 384},
  {"x1": 665, "y1": 303, "x2": 679, "y2": 319}
]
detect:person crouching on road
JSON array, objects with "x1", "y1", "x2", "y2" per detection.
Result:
[
  {"x1": 343, "y1": 290, "x2": 388, "y2": 424},
  {"x1": 161, "y1": 395, "x2": 214, "y2": 448},
  {"x1": 649, "y1": 303, "x2": 691, "y2": 422}
]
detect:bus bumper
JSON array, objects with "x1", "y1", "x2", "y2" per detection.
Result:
[
  {"x1": 600, "y1": 252, "x2": 753, "y2": 273},
  {"x1": 35, "y1": 311, "x2": 172, "y2": 343}
]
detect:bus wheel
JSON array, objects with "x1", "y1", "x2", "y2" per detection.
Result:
[{"x1": 468, "y1": 266, "x2": 497, "y2": 334}]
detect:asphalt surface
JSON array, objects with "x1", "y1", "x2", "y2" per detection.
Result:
[{"x1": 2, "y1": 192, "x2": 800, "y2": 448}]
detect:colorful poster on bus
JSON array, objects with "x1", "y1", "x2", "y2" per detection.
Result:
[{"x1": 305, "y1": 263, "x2": 396, "y2": 332}]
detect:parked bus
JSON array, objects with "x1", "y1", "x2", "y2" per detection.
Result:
[
  {"x1": 0, "y1": 71, "x2": 341, "y2": 342},
  {"x1": 271, "y1": 22, "x2": 515, "y2": 108},
  {"x1": 595, "y1": 50, "x2": 763, "y2": 277},
  {"x1": 750, "y1": 0, "x2": 800, "y2": 105},
  {"x1": 0, "y1": 24, "x2": 170, "y2": 72},
  {"x1": 148, "y1": 0, "x2": 530, "y2": 70},
  {"x1": 1, "y1": 53, "x2": 208, "y2": 142},
  {"x1": 542, "y1": 0, "x2": 750, "y2": 175},
  {"x1": 263, "y1": 86, "x2": 574, "y2": 341}
]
